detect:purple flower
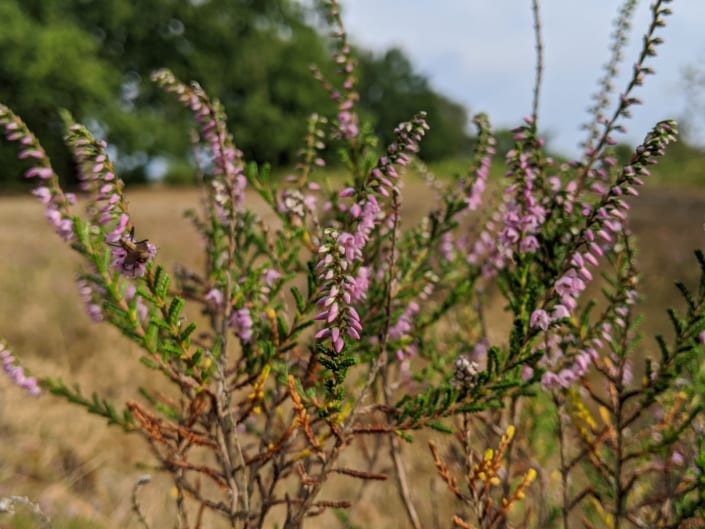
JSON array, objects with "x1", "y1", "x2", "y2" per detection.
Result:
[
  {"x1": 205, "y1": 288, "x2": 224, "y2": 307},
  {"x1": 1, "y1": 342, "x2": 40, "y2": 396},
  {"x1": 108, "y1": 229, "x2": 157, "y2": 279},
  {"x1": 522, "y1": 365, "x2": 534, "y2": 382},
  {"x1": 348, "y1": 266, "x2": 370, "y2": 303},
  {"x1": 152, "y1": 69, "x2": 247, "y2": 212},
  {"x1": 530, "y1": 309, "x2": 550, "y2": 331},
  {"x1": 551, "y1": 304, "x2": 571, "y2": 322},
  {"x1": 337, "y1": 109, "x2": 359, "y2": 139},
  {"x1": 230, "y1": 307, "x2": 254, "y2": 344},
  {"x1": 77, "y1": 278, "x2": 104, "y2": 322},
  {"x1": 388, "y1": 302, "x2": 421, "y2": 342},
  {"x1": 125, "y1": 283, "x2": 149, "y2": 322}
]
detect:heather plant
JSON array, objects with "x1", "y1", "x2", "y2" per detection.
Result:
[{"x1": 1, "y1": 1, "x2": 705, "y2": 528}]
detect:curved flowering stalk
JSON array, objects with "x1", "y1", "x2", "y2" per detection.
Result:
[
  {"x1": 0, "y1": 104, "x2": 75, "y2": 242},
  {"x1": 64, "y1": 121, "x2": 157, "y2": 278},
  {"x1": 523, "y1": 120, "x2": 678, "y2": 390},
  {"x1": 1, "y1": 104, "x2": 202, "y2": 408},
  {"x1": 581, "y1": 0, "x2": 640, "y2": 153},
  {"x1": 531, "y1": 120, "x2": 677, "y2": 336},
  {"x1": 318, "y1": 0, "x2": 359, "y2": 142},
  {"x1": 152, "y1": 69, "x2": 246, "y2": 217},
  {"x1": 0, "y1": 341, "x2": 40, "y2": 396},
  {"x1": 551, "y1": 248, "x2": 705, "y2": 528},
  {"x1": 576, "y1": 0, "x2": 672, "y2": 188},
  {"x1": 366, "y1": 112, "x2": 430, "y2": 197},
  {"x1": 1, "y1": 105, "x2": 157, "y2": 280},
  {"x1": 462, "y1": 113, "x2": 496, "y2": 213},
  {"x1": 314, "y1": 113, "x2": 429, "y2": 354},
  {"x1": 468, "y1": 117, "x2": 546, "y2": 277}
]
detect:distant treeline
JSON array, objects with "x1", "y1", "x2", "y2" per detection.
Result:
[
  {"x1": 0, "y1": 0, "x2": 478, "y2": 186},
  {"x1": 2, "y1": 0, "x2": 703, "y2": 188}
]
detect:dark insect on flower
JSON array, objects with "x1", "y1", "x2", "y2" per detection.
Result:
[{"x1": 108, "y1": 227, "x2": 156, "y2": 277}]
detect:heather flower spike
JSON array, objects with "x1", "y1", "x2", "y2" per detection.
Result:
[
  {"x1": 0, "y1": 104, "x2": 75, "y2": 242},
  {"x1": 0, "y1": 342, "x2": 40, "y2": 396},
  {"x1": 63, "y1": 119, "x2": 157, "y2": 277}
]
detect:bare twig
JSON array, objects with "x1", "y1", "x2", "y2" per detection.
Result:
[
  {"x1": 131, "y1": 474, "x2": 153, "y2": 529},
  {"x1": 530, "y1": 0, "x2": 544, "y2": 122},
  {"x1": 0, "y1": 496, "x2": 53, "y2": 529},
  {"x1": 388, "y1": 432, "x2": 423, "y2": 529}
]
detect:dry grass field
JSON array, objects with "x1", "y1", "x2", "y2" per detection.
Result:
[{"x1": 0, "y1": 180, "x2": 704, "y2": 528}]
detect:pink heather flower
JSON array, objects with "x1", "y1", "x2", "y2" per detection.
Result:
[
  {"x1": 519, "y1": 235, "x2": 539, "y2": 253},
  {"x1": 530, "y1": 309, "x2": 550, "y2": 331},
  {"x1": 31, "y1": 186, "x2": 52, "y2": 204},
  {"x1": 25, "y1": 166, "x2": 54, "y2": 179},
  {"x1": 551, "y1": 305, "x2": 571, "y2": 322},
  {"x1": 622, "y1": 359, "x2": 633, "y2": 385},
  {"x1": 464, "y1": 131, "x2": 495, "y2": 211},
  {"x1": 108, "y1": 229, "x2": 157, "y2": 279},
  {"x1": 521, "y1": 365, "x2": 534, "y2": 382},
  {"x1": 1, "y1": 343, "x2": 40, "y2": 396},
  {"x1": 230, "y1": 307, "x2": 254, "y2": 344},
  {"x1": 45, "y1": 207, "x2": 74, "y2": 242},
  {"x1": 700, "y1": 331, "x2": 705, "y2": 345},
  {"x1": 540, "y1": 371, "x2": 560, "y2": 390},
  {"x1": 388, "y1": 302, "x2": 421, "y2": 341},
  {"x1": 440, "y1": 232, "x2": 455, "y2": 262},
  {"x1": 77, "y1": 278, "x2": 104, "y2": 322},
  {"x1": 125, "y1": 283, "x2": 148, "y2": 322},
  {"x1": 337, "y1": 109, "x2": 359, "y2": 139},
  {"x1": 151, "y1": 70, "x2": 246, "y2": 210},
  {"x1": 348, "y1": 266, "x2": 370, "y2": 303},
  {"x1": 261, "y1": 268, "x2": 282, "y2": 288},
  {"x1": 205, "y1": 288, "x2": 224, "y2": 307}
]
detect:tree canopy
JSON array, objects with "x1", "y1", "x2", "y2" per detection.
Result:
[{"x1": 0, "y1": 0, "x2": 473, "y2": 186}]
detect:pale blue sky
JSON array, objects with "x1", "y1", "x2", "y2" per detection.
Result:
[{"x1": 342, "y1": 1, "x2": 705, "y2": 157}]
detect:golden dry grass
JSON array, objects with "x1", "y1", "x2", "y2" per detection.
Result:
[{"x1": 0, "y1": 181, "x2": 704, "y2": 528}]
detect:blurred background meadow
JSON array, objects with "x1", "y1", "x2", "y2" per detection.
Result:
[{"x1": 1, "y1": 1, "x2": 704, "y2": 528}]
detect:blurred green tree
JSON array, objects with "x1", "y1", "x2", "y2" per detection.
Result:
[
  {"x1": 358, "y1": 48, "x2": 470, "y2": 161},
  {"x1": 0, "y1": 0, "x2": 472, "y2": 186}
]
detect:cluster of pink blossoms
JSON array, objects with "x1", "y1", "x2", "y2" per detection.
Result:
[
  {"x1": 314, "y1": 114, "x2": 429, "y2": 353},
  {"x1": 1, "y1": 342, "x2": 40, "y2": 396},
  {"x1": 0, "y1": 105, "x2": 76, "y2": 242},
  {"x1": 152, "y1": 69, "x2": 246, "y2": 213},
  {"x1": 314, "y1": 193, "x2": 382, "y2": 353},
  {"x1": 77, "y1": 278, "x2": 104, "y2": 323},
  {"x1": 314, "y1": 221, "x2": 372, "y2": 352},
  {"x1": 230, "y1": 308, "x2": 254, "y2": 344},
  {"x1": 468, "y1": 154, "x2": 546, "y2": 274},
  {"x1": 466, "y1": 119, "x2": 550, "y2": 277},
  {"x1": 464, "y1": 114, "x2": 496, "y2": 212},
  {"x1": 64, "y1": 126, "x2": 157, "y2": 277},
  {"x1": 529, "y1": 121, "x2": 677, "y2": 389},
  {"x1": 206, "y1": 287, "x2": 254, "y2": 345}
]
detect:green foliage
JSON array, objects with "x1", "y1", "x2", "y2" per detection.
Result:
[
  {"x1": 0, "y1": 0, "x2": 473, "y2": 186},
  {"x1": 43, "y1": 378, "x2": 133, "y2": 430},
  {"x1": 0, "y1": 1, "x2": 118, "y2": 187},
  {"x1": 358, "y1": 48, "x2": 471, "y2": 161}
]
